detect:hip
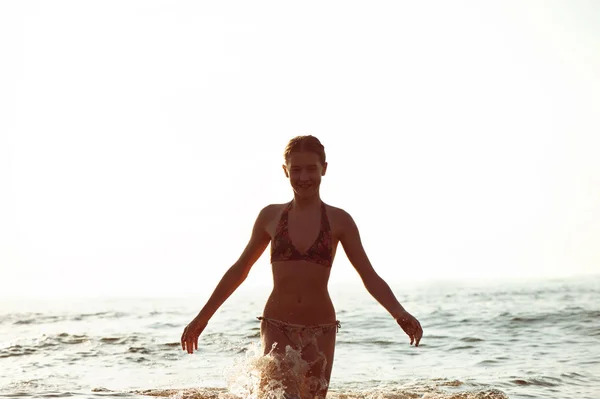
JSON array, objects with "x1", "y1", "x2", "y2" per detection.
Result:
[{"x1": 262, "y1": 291, "x2": 336, "y2": 324}]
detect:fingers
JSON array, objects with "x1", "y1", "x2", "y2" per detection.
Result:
[
  {"x1": 181, "y1": 320, "x2": 206, "y2": 354},
  {"x1": 408, "y1": 318, "x2": 422, "y2": 347},
  {"x1": 415, "y1": 321, "x2": 423, "y2": 347},
  {"x1": 404, "y1": 323, "x2": 414, "y2": 345},
  {"x1": 187, "y1": 331, "x2": 195, "y2": 354},
  {"x1": 185, "y1": 336, "x2": 192, "y2": 354},
  {"x1": 181, "y1": 326, "x2": 195, "y2": 354},
  {"x1": 398, "y1": 315, "x2": 422, "y2": 347}
]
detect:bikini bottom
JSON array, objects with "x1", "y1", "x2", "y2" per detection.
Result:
[{"x1": 257, "y1": 317, "x2": 341, "y2": 351}]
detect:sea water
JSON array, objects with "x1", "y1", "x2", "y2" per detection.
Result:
[{"x1": 1, "y1": 276, "x2": 599, "y2": 398}]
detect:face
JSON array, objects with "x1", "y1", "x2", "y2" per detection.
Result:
[{"x1": 283, "y1": 152, "x2": 327, "y2": 198}]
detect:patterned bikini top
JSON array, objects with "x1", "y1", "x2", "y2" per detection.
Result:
[{"x1": 270, "y1": 201, "x2": 333, "y2": 267}]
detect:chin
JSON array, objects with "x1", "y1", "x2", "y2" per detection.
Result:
[{"x1": 294, "y1": 188, "x2": 319, "y2": 197}]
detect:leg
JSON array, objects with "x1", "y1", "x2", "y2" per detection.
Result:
[
  {"x1": 300, "y1": 327, "x2": 337, "y2": 399},
  {"x1": 260, "y1": 319, "x2": 305, "y2": 398}
]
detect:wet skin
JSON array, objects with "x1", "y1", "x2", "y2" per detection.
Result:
[{"x1": 181, "y1": 151, "x2": 423, "y2": 398}]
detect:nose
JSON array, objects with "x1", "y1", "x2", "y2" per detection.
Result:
[{"x1": 300, "y1": 168, "x2": 310, "y2": 180}]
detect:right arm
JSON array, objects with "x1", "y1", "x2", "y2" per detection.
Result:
[
  {"x1": 194, "y1": 205, "x2": 272, "y2": 323},
  {"x1": 181, "y1": 205, "x2": 272, "y2": 353}
]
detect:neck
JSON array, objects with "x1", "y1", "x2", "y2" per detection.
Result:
[{"x1": 292, "y1": 193, "x2": 322, "y2": 210}]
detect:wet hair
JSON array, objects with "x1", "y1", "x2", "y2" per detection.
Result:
[{"x1": 283, "y1": 135, "x2": 326, "y2": 166}]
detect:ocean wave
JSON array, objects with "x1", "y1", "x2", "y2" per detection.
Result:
[
  {"x1": 0, "y1": 344, "x2": 38, "y2": 358},
  {"x1": 459, "y1": 337, "x2": 484, "y2": 342},
  {"x1": 71, "y1": 311, "x2": 129, "y2": 321},
  {"x1": 99, "y1": 335, "x2": 142, "y2": 345},
  {"x1": 0, "y1": 332, "x2": 177, "y2": 360},
  {"x1": 5, "y1": 311, "x2": 130, "y2": 326},
  {"x1": 510, "y1": 376, "x2": 561, "y2": 387},
  {"x1": 495, "y1": 308, "x2": 600, "y2": 327},
  {"x1": 128, "y1": 386, "x2": 510, "y2": 399},
  {"x1": 10, "y1": 314, "x2": 64, "y2": 325},
  {"x1": 448, "y1": 345, "x2": 475, "y2": 351}
]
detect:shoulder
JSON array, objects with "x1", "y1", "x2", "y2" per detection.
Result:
[
  {"x1": 261, "y1": 202, "x2": 290, "y2": 214},
  {"x1": 324, "y1": 202, "x2": 353, "y2": 219},
  {"x1": 324, "y1": 204, "x2": 366, "y2": 248},
  {"x1": 323, "y1": 203, "x2": 357, "y2": 231},
  {"x1": 255, "y1": 203, "x2": 289, "y2": 224}
]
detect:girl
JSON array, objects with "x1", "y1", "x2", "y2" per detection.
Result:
[{"x1": 181, "y1": 135, "x2": 422, "y2": 398}]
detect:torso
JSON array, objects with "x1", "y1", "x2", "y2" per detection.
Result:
[{"x1": 262, "y1": 201, "x2": 345, "y2": 324}]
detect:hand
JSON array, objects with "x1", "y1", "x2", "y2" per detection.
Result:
[
  {"x1": 181, "y1": 318, "x2": 207, "y2": 354},
  {"x1": 395, "y1": 310, "x2": 423, "y2": 347}
]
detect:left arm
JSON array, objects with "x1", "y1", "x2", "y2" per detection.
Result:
[{"x1": 339, "y1": 210, "x2": 422, "y2": 346}]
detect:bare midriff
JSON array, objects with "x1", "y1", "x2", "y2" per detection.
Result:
[{"x1": 263, "y1": 260, "x2": 336, "y2": 325}]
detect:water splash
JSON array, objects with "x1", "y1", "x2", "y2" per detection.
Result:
[{"x1": 223, "y1": 341, "x2": 328, "y2": 399}]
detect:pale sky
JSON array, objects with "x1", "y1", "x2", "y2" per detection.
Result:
[{"x1": 1, "y1": 1, "x2": 599, "y2": 298}]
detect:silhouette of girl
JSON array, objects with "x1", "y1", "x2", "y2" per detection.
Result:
[{"x1": 181, "y1": 135, "x2": 422, "y2": 398}]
